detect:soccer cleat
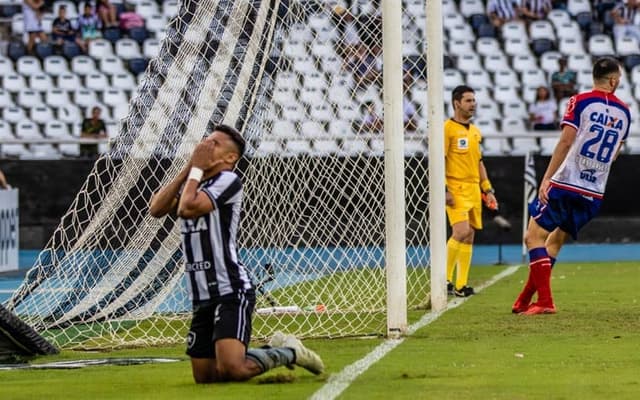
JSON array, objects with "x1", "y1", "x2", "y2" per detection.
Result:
[
  {"x1": 447, "y1": 281, "x2": 455, "y2": 295},
  {"x1": 281, "y1": 334, "x2": 325, "y2": 375},
  {"x1": 521, "y1": 303, "x2": 556, "y2": 315},
  {"x1": 268, "y1": 331, "x2": 294, "y2": 370},
  {"x1": 511, "y1": 299, "x2": 531, "y2": 314},
  {"x1": 454, "y1": 285, "x2": 475, "y2": 297}
]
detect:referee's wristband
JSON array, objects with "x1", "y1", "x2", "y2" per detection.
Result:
[
  {"x1": 188, "y1": 167, "x2": 203, "y2": 182},
  {"x1": 480, "y1": 179, "x2": 493, "y2": 194}
]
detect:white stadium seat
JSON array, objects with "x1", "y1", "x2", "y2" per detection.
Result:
[
  {"x1": 501, "y1": 21, "x2": 528, "y2": 41},
  {"x1": 57, "y1": 73, "x2": 83, "y2": 92},
  {"x1": 0, "y1": 89, "x2": 14, "y2": 109},
  {"x1": 555, "y1": 21, "x2": 582, "y2": 41},
  {"x1": 2, "y1": 107, "x2": 27, "y2": 124},
  {"x1": 115, "y1": 39, "x2": 142, "y2": 60},
  {"x1": 30, "y1": 105, "x2": 55, "y2": 124},
  {"x1": 16, "y1": 56, "x2": 43, "y2": 76},
  {"x1": 29, "y1": 73, "x2": 54, "y2": 92},
  {"x1": 15, "y1": 119, "x2": 42, "y2": 139},
  {"x1": 17, "y1": 89, "x2": 43, "y2": 108},
  {"x1": 494, "y1": 69, "x2": 521, "y2": 87},
  {"x1": 73, "y1": 89, "x2": 99, "y2": 108},
  {"x1": 567, "y1": 0, "x2": 591, "y2": 16},
  {"x1": 466, "y1": 69, "x2": 493, "y2": 89},
  {"x1": 448, "y1": 39, "x2": 474, "y2": 57},
  {"x1": 146, "y1": 14, "x2": 167, "y2": 33},
  {"x1": 504, "y1": 38, "x2": 531, "y2": 57},
  {"x1": 284, "y1": 138, "x2": 312, "y2": 155},
  {"x1": 71, "y1": 55, "x2": 97, "y2": 75},
  {"x1": 459, "y1": 0, "x2": 485, "y2": 17},
  {"x1": 57, "y1": 104, "x2": 82, "y2": 124},
  {"x1": 540, "y1": 51, "x2": 562, "y2": 74},
  {"x1": 547, "y1": 9, "x2": 571, "y2": 29},
  {"x1": 616, "y1": 37, "x2": 640, "y2": 57},
  {"x1": 143, "y1": 39, "x2": 161, "y2": 59},
  {"x1": 88, "y1": 39, "x2": 114, "y2": 59},
  {"x1": 3, "y1": 73, "x2": 27, "y2": 93},
  {"x1": 475, "y1": 37, "x2": 502, "y2": 57},
  {"x1": 529, "y1": 20, "x2": 556, "y2": 41},
  {"x1": 558, "y1": 37, "x2": 585, "y2": 56},
  {"x1": 163, "y1": 0, "x2": 179, "y2": 18},
  {"x1": 0, "y1": 56, "x2": 15, "y2": 75},
  {"x1": 112, "y1": 73, "x2": 137, "y2": 90},
  {"x1": 340, "y1": 138, "x2": 370, "y2": 156},
  {"x1": 521, "y1": 68, "x2": 548, "y2": 88},
  {"x1": 328, "y1": 120, "x2": 353, "y2": 137},
  {"x1": 502, "y1": 100, "x2": 529, "y2": 120},
  {"x1": 512, "y1": 54, "x2": 538, "y2": 73},
  {"x1": 477, "y1": 99, "x2": 501, "y2": 120},
  {"x1": 493, "y1": 85, "x2": 520, "y2": 104},
  {"x1": 456, "y1": 53, "x2": 482, "y2": 73},
  {"x1": 103, "y1": 89, "x2": 128, "y2": 107},
  {"x1": 44, "y1": 55, "x2": 69, "y2": 76},
  {"x1": 100, "y1": 56, "x2": 127, "y2": 75},
  {"x1": 313, "y1": 138, "x2": 341, "y2": 155},
  {"x1": 588, "y1": 34, "x2": 615, "y2": 57},
  {"x1": 85, "y1": 73, "x2": 110, "y2": 92},
  {"x1": 483, "y1": 53, "x2": 511, "y2": 74},
  {"x1": 44, "y1": 120, "x2": 72, "y2": 138},
  {"x1": 567, "y1": 54, "x2": 592, "y2": 71}
]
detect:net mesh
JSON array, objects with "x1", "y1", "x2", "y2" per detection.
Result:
[{"x1": 7, "y1": 0, "x2": 432, "y2": 349}]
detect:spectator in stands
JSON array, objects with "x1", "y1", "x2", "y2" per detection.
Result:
[
  {"x1": 80, "y1": 106, "x2": 107, "y2": 158},
  {"x1": 332, "y1": 5, "x2": 360, "y2": 61},
  {"x1": 487, "y1": 0, "x2": 523, "y2": 28},
  {"x1": 551, "y1": 57, "x2": 577, "y2": 100},
  {"x1": 96, "y1": 0, "x2": 119, "y2": 28},
  {"x1": 0, "y1": 169, "x2": 9, "y2": 189},
  {"x1": 78, "y1": 2, "x2": 102, "y2": 48},
  {"x1": 594, "y1": 0, "x2": 619, "y2": 21},
  {"x1": 611, "y1": 0, "x2": 640, "y2": 44},
  {"x1": 528, "y1": 86, "x2": 558, "y2": 131},
  {"x1": 51, "y1": 5, "x2": 84, "y2": 51},
  {"x1": 23, "y1": 0, "x2": 48, "y2": 55},
  {"x1": 360, "y1": 101, "x2": 383, "y2": 133},
  {"x1": 520, "y1": 0, "x2": 552, "y2": 23},
  {"x1": 348, "y1": 44, "x2": 381, "y2": 89}
]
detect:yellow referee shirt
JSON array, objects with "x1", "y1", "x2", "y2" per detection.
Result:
[{"x1": 444, "y1": 118, "x2": 483, "y2": 186}]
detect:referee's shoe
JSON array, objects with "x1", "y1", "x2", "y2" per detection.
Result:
[{"x1": 269, "y1": 331, "x2": 325, "y2": 375}]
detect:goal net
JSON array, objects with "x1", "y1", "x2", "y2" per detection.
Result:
[{"x1": 7, "y1": 0, "x2": 433, "y2": 349}]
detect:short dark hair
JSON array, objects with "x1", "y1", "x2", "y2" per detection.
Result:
[
  {"x1": 451, "y1": 85, "x2": 474, "y2": 104},
  {"x1": 592, "y1": 57, "x2": 620, "y2": 81},
  {"x1": 214, "y1": 124, "x2": 245, "y2": 157}
]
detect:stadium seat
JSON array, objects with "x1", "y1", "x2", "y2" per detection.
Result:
[
  {"x1": 284, "y1": 138, "x2": 312, "y2": 155},
  {"x1": 567, "y1": 0, "x2": 591, "y2": 16},
  {"x1": 477, "y1": 99, "x2": 501, "y2": 120},
  {"x1": 456, "y1": 53, "x2": 482, "y2": 73},
  {"x1": 57, "y1": 103, "x2": 82, "y2": 124},
  {"x1": 448, "y1": 24, "x2": 475, "y2": 42},
  {"x1": 30, "y1": 105, "x2": 55, "y2": 125},
  {"x1": 495, "y1": 69, "x2": 521, "y2": 87},
  {"x1": 112, "y1": 72, "x2": 137, "y2": 90},
  {"x1": 300, "y1": 120, "x2": 327, "y2": 137},
  {"x1": 539, "y1": 51, "x2": 562, "y2": 74},
  {"x1": 2, "y1": 106, "x2": 27, "y2": 124},
  {"x1": 88, "y1": 39, "x2": 114, "y2": 59},
  {"x1": 502, "y1": 100, "x2": 529, "y2": 120},
  {"x1": 493, "y1": 86, "x2": 520, "y2": 104},
  {"x1": 35, "y1": 42, "x2": 54, "y2": 60},
  {"x1": 102, "y1": 88, "x2": 128, "y2": 107},
  {"x1": 1, "y1": 143, "x2": 31, "y2": 158},
  {"x1": 506, "y1": 118, "x2": 539, "y2": 155},
  {"x1": 3, "y1": 73, "x2": 27, "y2": 93},
  {"x1": 483, "y1": 53, "x2": 511, "y2": 74},
  {"x1": 17, "y1": 56, "x2": 43, "y2": 76},
  {"x1": 0, "y1": 120, "x2": 12, "y2": 139},
  {"x1": 163, "y1": 0, "x2": 179, "y2": 18},
  {"x1": 547, "y1": 9, "x2": 571, "y2": 29},
  {"x1": 43, "y1": 55, "x2": 69, "y2": 76},
  {"x1": 502, "y1": 21, "x2": 528, "y2": 41},
  {"x1": 442, "y1": 68, "x2": 464, "y2": 91},
  {"x1": 129, "y1": 27, "x2": 149, "y2": 45},
  {"x1": 521, "y1": 85, "x2": 538, "y2": 104},
  {"x1": 128, "y1": 58, "x2": 149, "y2": 75},
  {"x1": 135, "y1": 1, "x2": 160, "y2": 18},
  {"x1": 443, "y1": 13, "x2": 465, "y2": 31},
  {"x1": 577, "y1": 68, "x2": 594, "y2": 87},
  {"x1": 529, "y1": 20, "x2": 556, "y2": 41},
  {"x1": 340, "y1": 138, "x2": 370, "y2": 156},
  {"x1": 116, "y1": 39, "x2": 142, "y2": 60},
  {"x1": 146, "y1": 15, "x2": 167, "y2": 33},
  {"x1": 71, "y1": 55, "x2": 97, "y2": 75},
  {"x1": 45, "y1": 89, "x2": 71, "y2": 108},
  {"x1": 56, "y1": 73, "x2": 83, "y2": 92},
  {"x1": 29, "y1": 73, "x2": 54, "y2": 92},
  {"x1": 448, "y1": 39, "x2": 474, "y2": 57},
  {"x1": 624, "y1": 54, "x2": 640, "y2": 73},
  {"x1": 0, "y1": 89, "x2": 15, "y2": 109},
  {"x1": 98, "y1": 56, "x2": 127, "y2": 76},
  {"x1": 309, "y1": 104, "x2": 333, "y2": 123},
  {"x1": 15, "y1": 119, "x2": 42, "y2": 139},
  {"x1": 254, "y1": 139, "x2": 282, "y2": 155},
  {"x1": 531, "y1": 38, "x2": 555, "y2": 57},
  {"x1": 85, "y1": 72, "x2": 110, "y2": 92},
  {"x1": 0, "y1": 56, "x2": 15, "y2": 75},
  {"x1": 11, "y1": 13, "x2": 24, "y2": 36},
  {"x1": 512, "y1": 54, "x2": 538, "y2": 73},
  {"x1": 44, "y1": 119, "x2": 71, "y2": 138},
  {"x1": 459, "y1": 0, "x2": 484, "y2": 17},
  {"x1": 588, "y1": 34, "x2": 615, "y2": 57},
  {"x1": 102, "y1": 27, "x2": 122, "y2": 44},
  {"x1": 328, "y1": 120, "x2": 352, "y2": 137},
  {"x1": 8, "y1": 41, "x2": 26, "y2": 63},
  {"x1": 466, "y1": 69, "x2": 493, "y2": 89},
  {"x1": 504, "y1": 38, "x2": 532, "y2": 57},
  {"x1": 476, "y1": 119, "x2": 509, "y2": 155},
  {"x1": 555, "y1": 21, "x2": 582, "y2": 41},
  {"x1": 53, "y1": 1, "x2": 77, "y2": 18},
  {"x1": 475, "y1": 37, "x2": 502, "y2": 57},
  {"x1": 143, "y1": 39, "x2": 161, "y2": 59},
  {"x1": 568, "y1": 54, "x2": 592, "y2": 71},
  {"x1": 521, "y1": 69, "x2": 547, "y2": 89},
  {"x1": 539, "y1": 135, "x2": 559, "y2": 156},
  {"x1": 558, "y1": 37, "x2": 585, "y2": 56},
  {"x1": 73, "y1": 89, "x2": 98, "y2": 108},
  {"x1": 112, "y1": 103, "x2": 130, "y2": 121},
  {"x1": 616, "y1": 37, "x2": 640, "y2": 57},
  {"x1": 312, "y1": 138, "x2": 341, "y2": 155},
  {"x1": 631, "y1": 65, "x2": 640, "y2": 85},
  {"x1": 477, "y1": 23, "x2": 497, "y2": 39},
  {"x1": 321, "y1": 55, "x2": 342, "y2": 74},
  {"x1": 17, "y1": 89, "x2": 43, "y2": 108},
  {"x1": 62, "y1": 41, "x2": 82, "y2": 59}
]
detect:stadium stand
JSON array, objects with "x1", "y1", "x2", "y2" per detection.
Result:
[{"x1": 1, "y1": 0, "x2": 640, "y2": 159}]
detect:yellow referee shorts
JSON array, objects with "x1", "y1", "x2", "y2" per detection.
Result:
[{"x1": 446, "y1": 182, "x2": 483, "y2": 230}]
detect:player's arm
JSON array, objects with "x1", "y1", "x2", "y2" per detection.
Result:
[
  {"x1": 149, "y1": 163, "x2": 190, "y2": 218},
  {"x1": 539, "y1": 124, "x2": 577, "y2": 204},
  {"x1": 479, "y1": 159, "x2": 497, "y2": 207}
]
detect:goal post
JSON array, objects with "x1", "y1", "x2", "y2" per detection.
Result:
[{"x1": 7, "y1": 0, "x2": 442, "y2": 349}]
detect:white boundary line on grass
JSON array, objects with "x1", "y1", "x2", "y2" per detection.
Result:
[{"x1": 309, "y1": 265, "x2": 521, "y2": 400}]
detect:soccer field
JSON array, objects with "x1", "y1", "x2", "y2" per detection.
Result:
[{"x1": 2, "y1": 261, "x2": 639, "y2": 400}]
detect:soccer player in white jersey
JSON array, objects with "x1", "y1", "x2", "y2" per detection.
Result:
[
  {"x1": 149, "y1": 125, "x2": 323, "y2": 383},
  {"x1": 512, "y1": 57, "x2": 630, "y2": 315}
]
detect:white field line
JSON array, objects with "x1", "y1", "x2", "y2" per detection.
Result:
[{"x1": 309, "y1": 265, "x2": 521, "y2": 400}]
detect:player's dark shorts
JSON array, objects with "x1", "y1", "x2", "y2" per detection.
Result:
[
  {"x1": 186, "y1": 290, "x2": 255, "y2": 358},
  {"x1": 529, "y1": 186, "x2": 602, "y2": 240}
]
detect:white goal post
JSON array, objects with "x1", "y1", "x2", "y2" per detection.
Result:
[{"x1": 7, "y1": 0, "x2": 443, "y2": 349}]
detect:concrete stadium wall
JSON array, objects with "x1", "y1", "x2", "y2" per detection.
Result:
[{"x1": 1, "y1": 155, "x2": 639, "y2": 249}]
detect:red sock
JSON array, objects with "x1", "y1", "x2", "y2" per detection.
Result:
[
  {"x1": 514, "y1": 268, "x2": 536, "y2": 306},
  {"x1": 531, "y1": 260, "x2": 553, "y2": 307}
]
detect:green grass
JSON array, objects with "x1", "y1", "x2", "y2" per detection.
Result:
[{"x1": 2, "y1": 262, "x2": 639, "y2": 399}]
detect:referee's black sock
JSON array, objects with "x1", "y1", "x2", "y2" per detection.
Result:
[{"x1": 246, "y1": 347, "x2": 295, "y2": 373}]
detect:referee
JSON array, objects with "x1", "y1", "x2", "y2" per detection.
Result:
[{"x1": 149, "y1": 125, "x2": 323, "y2": 383}]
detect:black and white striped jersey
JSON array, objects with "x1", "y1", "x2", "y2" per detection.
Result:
[
  {"x1": 487, "y1": 0, "x2": 521, "y2": 20},
  {"x1": 180, "y1": 170, "x2": 252, "y2": 301}
]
